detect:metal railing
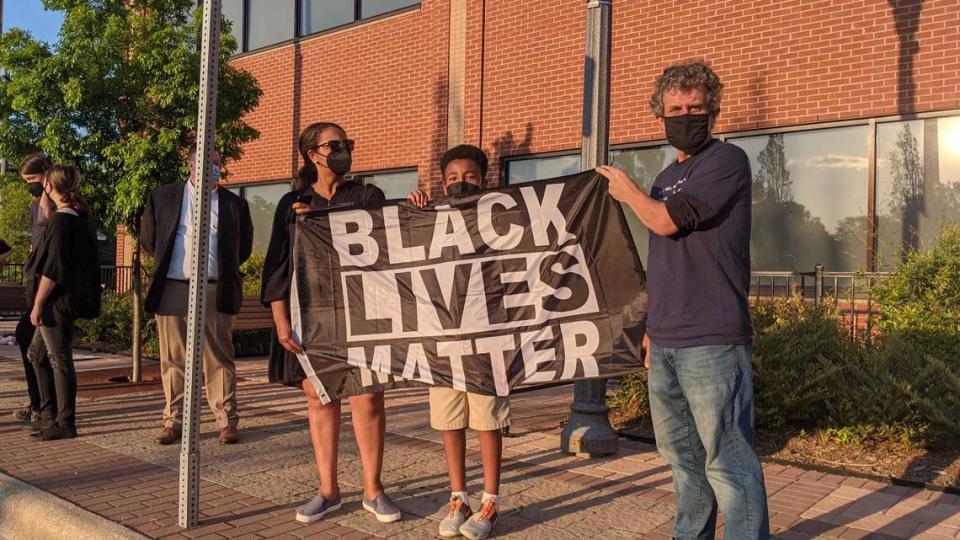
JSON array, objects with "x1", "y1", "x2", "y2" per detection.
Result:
[
  {"x1": 750, "y1": 264, "x2": 894, "y2": 339},
  {"x1": 0, "y1": 262, "x2": 137, "y2": 292}
]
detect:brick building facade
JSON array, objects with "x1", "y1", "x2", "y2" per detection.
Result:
[{"x1": 121, "y1": 0, "x2": 960, "y2": 273}]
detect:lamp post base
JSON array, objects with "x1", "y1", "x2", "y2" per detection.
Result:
[{"x1": 561, "y1": 379, "x2": 618, "y2": 458}]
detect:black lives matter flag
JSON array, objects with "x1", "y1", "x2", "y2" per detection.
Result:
[{"x1": 290, "y1": 171, "x2": 647, "y2": 402}]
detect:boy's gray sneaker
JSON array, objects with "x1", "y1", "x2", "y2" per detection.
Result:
[
  {"x1": 295, "y1": 494, "x2": 342, "y2": 523},
  {"x1": 439, "y1": 496, "x2": 473, "y2": 538},
  {"x1": 362, "y1": 493, "x2": 402, "y2": 523},
  {"x1": 459, "y1": 498, "x2": 498, "y2": 540}
]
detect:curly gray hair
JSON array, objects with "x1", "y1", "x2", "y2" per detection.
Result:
[{"x1": 649, "y1": 60, "x2": 724, "y2": 118}]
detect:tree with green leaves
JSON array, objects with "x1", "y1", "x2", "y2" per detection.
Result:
[{"x1": 0, "y1": 0, "x2": 262, "y2": 378}]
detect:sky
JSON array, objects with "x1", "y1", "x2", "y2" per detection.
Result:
[{"x1": 3, "y1": 0, "x2": 64, "y2": 45}]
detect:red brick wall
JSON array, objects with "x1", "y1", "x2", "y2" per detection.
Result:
[
  {"x1": 224, "y1": 1, "x2": 450, "y2": 191},
  {"x1": 226, "y1": 0, "x2": 960, "y2": 189}
]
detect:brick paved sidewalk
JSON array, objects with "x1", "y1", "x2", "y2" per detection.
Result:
[{"x1": 1, "y1": 351, "x2": 959, "y2": 539}]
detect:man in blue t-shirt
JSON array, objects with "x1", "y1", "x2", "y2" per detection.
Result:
[{"x1": 598, "y1": 61, "x2": 770, "y2": 540}]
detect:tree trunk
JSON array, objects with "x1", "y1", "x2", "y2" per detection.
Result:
[{"x1": 131, "y1": 233, "x2": 143, "y2": 384}]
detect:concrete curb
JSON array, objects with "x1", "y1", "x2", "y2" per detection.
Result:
[{"x1": 0, "y1": 472, "x2": 148, "y2": 540}]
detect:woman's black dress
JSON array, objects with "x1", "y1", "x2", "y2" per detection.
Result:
[{"x1": 261, "y1": 181, "x2": 386, "y2": 390}]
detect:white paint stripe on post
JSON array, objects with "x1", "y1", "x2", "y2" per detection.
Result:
[{"x1": 179, "y1": 0, "x2": 221, "y2": 530}]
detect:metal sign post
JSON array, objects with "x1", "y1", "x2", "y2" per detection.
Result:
[
  {"x1": 178, "y1": 0, "x2": 221, "y2": 529},
  {"x1": 561, "y1": 0, "x2": 619, "y2": 459}
]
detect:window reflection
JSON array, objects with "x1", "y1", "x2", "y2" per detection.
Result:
[
  {"x1": 361, "y1": 0, "x2": 420, "y2": 18},
  {"x1": 610, "y1": 145, "x2": 676, "y2": 267},
  {"x1": 243, "y1": 183, "x2": 293, "y2": 255},
  {"x1": 353, "y1": 169, "x2": 419, "y2": 200},
  {"x1": 221, "y1": 0, "x2": 244, "y2": 52},
  {"x1": 300, "y1": 0, "x2": 355, "y2": 35},
  {"x1": 247, "y1": 1, "x2": 295, "y2": 51},
  {"x1": 505, "y1": 154, "x2": 581, "y2": 185},
  {"x1": 730, "y1": 127, "x2": 869, "y2": 271},
  {"x1": 876, "y1": 117, "x2": 960, "y2": 269}
]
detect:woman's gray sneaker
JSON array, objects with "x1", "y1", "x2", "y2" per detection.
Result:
[
  {"x1": 362, "y1": 493, "x2": 402, "y2": 523},
  {"x1": 295, "y1": 494, "x2": 342, "y2": 523}
]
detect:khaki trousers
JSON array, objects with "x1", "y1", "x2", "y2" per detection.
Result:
[{"x1": 155, "y1": 280, "x2": 238, "y2": 429}]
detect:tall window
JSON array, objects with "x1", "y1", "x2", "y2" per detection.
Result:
[
  {"x1": 242, "y1": 182, "x2": 293, "y2": 255},
  {"x1": 352, "y1": 169, "x2": 419, "y2": 200},
  {"x1": 730, "y1": 126, "x2": 870, "y2": 271},
  {"x1": 300, "y1": 0, "x2": 355, "y2": 35},
  {"x1": 247, "y1": 1, "x2": 296, "y2": 51},
  {"x1": 361, "y1": 0, "x2": 420, "y2": 18},
  {"x1": 504, "y1": 154, "x2": 581, "y2": 185},
  {"x1": 221, "y1": 0, "x2": 245, "y2": 52},
  {"x1": 876, "y1": 117, "x2": 960, "y2": 269}
]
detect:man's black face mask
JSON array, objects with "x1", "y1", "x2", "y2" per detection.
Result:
[
  {"x1": 664, "y1": 113, "x2": 711, "y2": 154},
  {"x1": 446, "y1": 182, "x2": 481, "y2": 196}
]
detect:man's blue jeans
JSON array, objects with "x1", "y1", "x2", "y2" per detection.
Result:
[{"x1": 648, "y1": 342, "x2": 770, "y2": 540}]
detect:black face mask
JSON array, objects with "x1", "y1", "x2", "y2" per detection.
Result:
[
  {"x1": 664, "y1": 114, "x2": 711, "y2": 154},
  {"x1": 446, "y1": 182, "x2": 481, "y2": 196},
  {"x1": 27, "y1": 182, "x2": 44, "y2": 198},
  {"x1": 324, "y1": 149, "x2": 352, "y2": 176}
]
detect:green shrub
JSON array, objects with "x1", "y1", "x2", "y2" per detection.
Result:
[
  {"x1": 610, "y1": 226, "x2": 960, "y2": 446},
  {"x1": 0, "y1": 175, "x2": 34, "y2": 262},
  {"x1": 75, "y1": 291, "x2": 159, "y2": 354},
  {"x1": 751, "y1": 295, "x2": 851, "y2": 430},
  {"x1": 871, "y1": 224, "x2": 960, "y2": 361},
  {"x1": 240, "y1": 252, "x2": 265, "y2": 297}
]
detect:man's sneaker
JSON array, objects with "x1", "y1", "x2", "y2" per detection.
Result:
[
  {"x1": 362, "y1": 493, "x2": 402, "y2": 523},
  {"x1": 439, "y1": 496, "x2": 473, "y2": 538},
  {"x1": 459, "y1": 498, "x2": 498, "y2": 540},
  {"x1": 40, "y1": 424, "x2": 77, "y2": 441},
  {"x1": 295, "y1": 494, "x2": 342, "y2": 523}
]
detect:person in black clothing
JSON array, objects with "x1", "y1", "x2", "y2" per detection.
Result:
[
  {"x1": 261, "y1": 122, "x2": 401, "y2": 525},
  {"x1": 25, "y1": 165, "x2": 101, "y2": 441},
  {"x1": 13, "y1": 153, "x2": 55, "y2": 426},
  {"x1": 0, "y1": 239, "x2": 11, "y2": 266}
]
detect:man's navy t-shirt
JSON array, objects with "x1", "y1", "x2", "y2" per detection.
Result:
[{"x1": 647, "y1": 138, "x2": 753, "y2": 348}]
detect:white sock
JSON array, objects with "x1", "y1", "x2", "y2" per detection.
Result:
[
  {"x1": 481, "y1": 492, "x2": 499, "y2": 510},
  {"x1": 451, "y1": 491, "x2": 469, "y2": 505}
]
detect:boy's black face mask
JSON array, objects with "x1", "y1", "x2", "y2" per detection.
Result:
[{"x1": 446, "y1": 182, "x2": 481, "y2": 196}]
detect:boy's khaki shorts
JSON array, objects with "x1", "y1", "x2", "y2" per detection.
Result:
[{"x1": 429, "y1": 386, "x2": 511, "y2": 431}]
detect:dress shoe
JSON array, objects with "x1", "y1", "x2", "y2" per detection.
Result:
[
  {"x1": 40, "y1": 424, "x2": 77, "y2": 441},
  {"x1": 154, "y1": 427, "x2": 180, "y2": 445},
  {"x1": 218, "y1": 426, "x2": 239, "y2": 445}
]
